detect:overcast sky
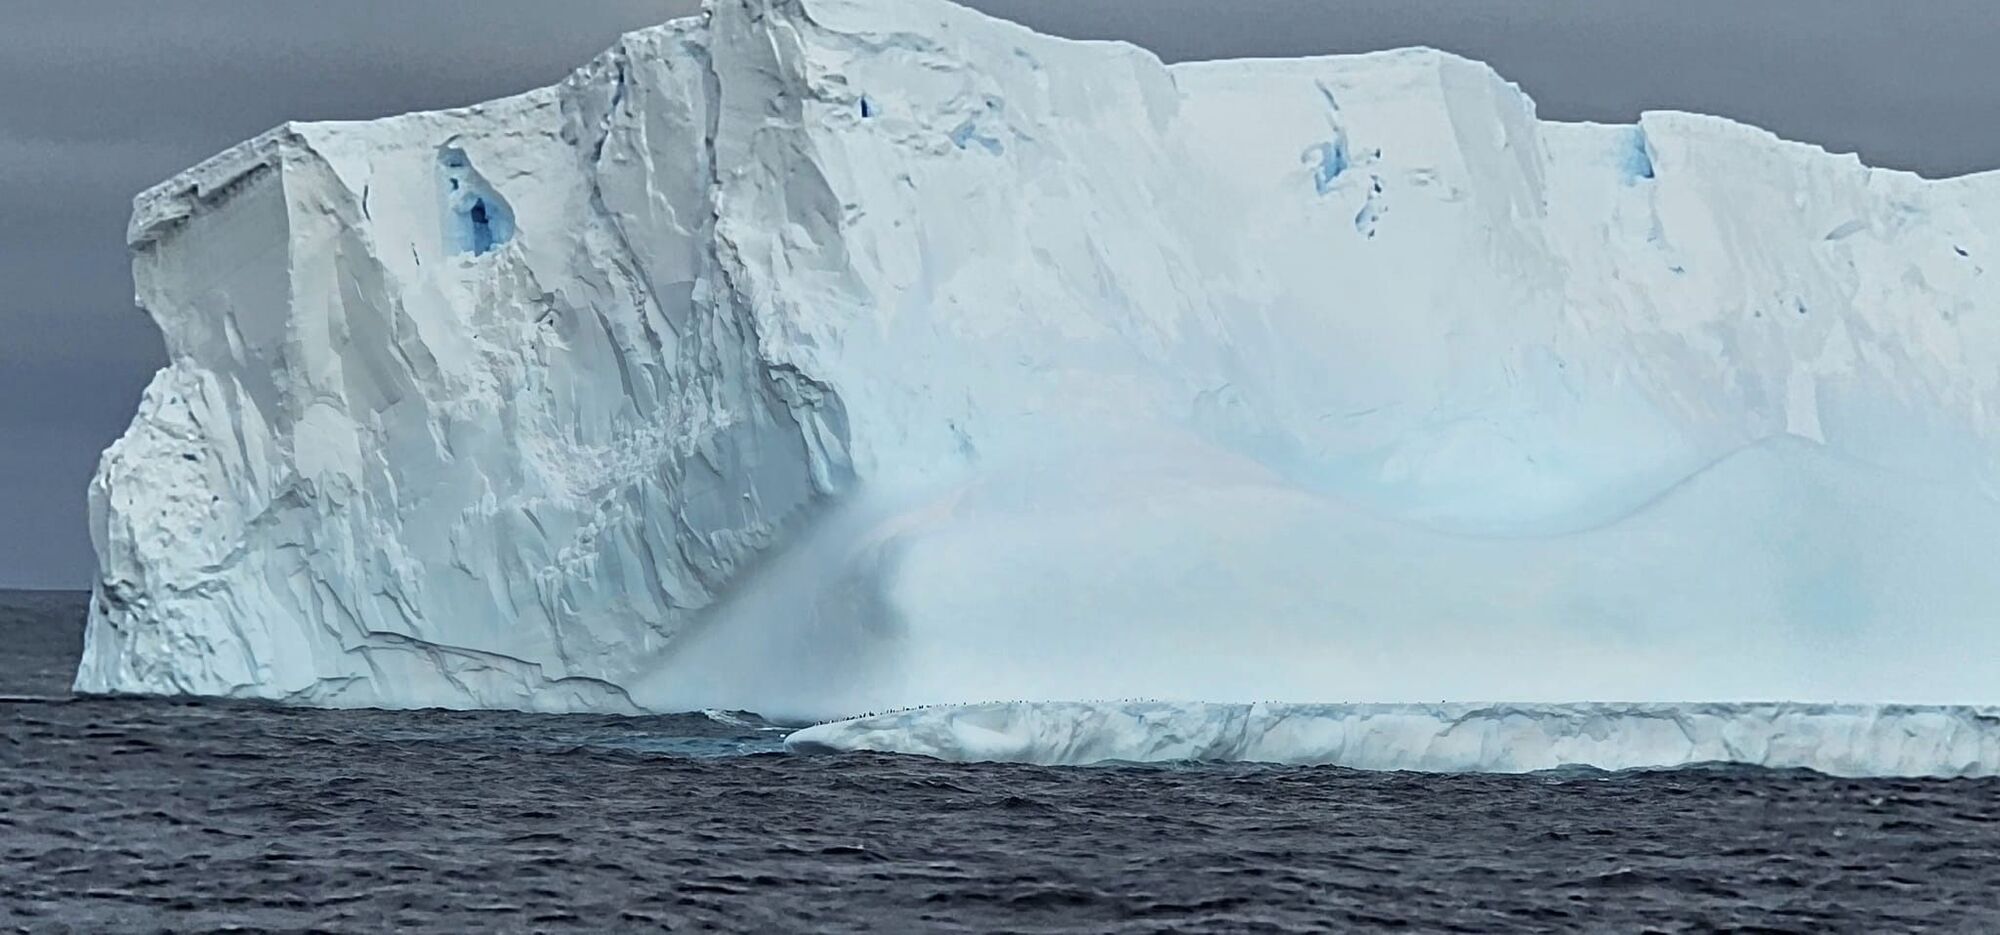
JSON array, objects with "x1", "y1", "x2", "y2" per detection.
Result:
[{"x1": 3, "y1": 1, "x2": 1998, "y2": 589}]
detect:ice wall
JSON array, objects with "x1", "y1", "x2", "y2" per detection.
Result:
[
  {"x1": 79, "y1": 0, "x2": 2000, "y2": 719},
  {"x1": 787, "y1": 701, "x2": 2000, "y2": 778}
]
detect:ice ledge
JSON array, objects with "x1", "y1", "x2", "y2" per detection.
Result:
[
  {"x1": 785, "y1": 701, "x2": 2000, "y2": 778},
  {"x1": 128, "y1": 125, "x2": 300, "y2": 247},
  {"x1": 123, "y1": 8, "x2": 1998, "y2": 251},
  {"x1": 124, "y1": 12, "x2": 716, "y2": 252}
]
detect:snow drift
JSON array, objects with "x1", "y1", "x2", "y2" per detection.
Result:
[{"x1": 79, "y1": 0, "x2": 2000, "y2": 724}]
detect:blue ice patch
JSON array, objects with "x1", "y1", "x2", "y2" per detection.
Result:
[
  {"x1": 949, "y1": 118, "x2": 1004, "y2": 155},
  {"x1": 438, "y1": 147, "x2": 516, "y2": 256},
  {"x1": 1621, "y1": 126, "x2": 1656, "y2": 183},
  {"x1": 1304, "y1": 140, "x2": 1350, "y2": 194}
]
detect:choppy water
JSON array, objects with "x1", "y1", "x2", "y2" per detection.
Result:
[{"x1": 7, "y1": 591, "x2": 2000, "y2": 932}]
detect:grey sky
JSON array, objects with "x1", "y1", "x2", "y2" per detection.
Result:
[{"x1": 3, "y1": 1, "x2": 1997, "y2": 588}]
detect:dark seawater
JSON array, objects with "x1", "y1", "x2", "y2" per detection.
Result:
[{"x1": 7, "y1": 591, "x2": 2000, "y2": 932}]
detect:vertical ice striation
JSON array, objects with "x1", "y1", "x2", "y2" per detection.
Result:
[{"x1": 79, "y1": 0, "x2": 2000, "y2": 720}]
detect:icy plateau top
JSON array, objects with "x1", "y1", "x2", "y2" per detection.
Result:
[{"x1": 79, "y1": 0, "x2": 2000, "y2": 725}]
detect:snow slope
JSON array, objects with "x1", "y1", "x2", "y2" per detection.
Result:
[{"x1": 79, "y1": 0, "x2": 2000, "y2": 721}]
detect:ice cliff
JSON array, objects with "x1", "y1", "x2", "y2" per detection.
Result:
[{"x1": 79, "y1": 0, "x2": 2000, "y2": 723}]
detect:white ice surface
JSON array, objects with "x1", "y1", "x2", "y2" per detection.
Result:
[
  {"x1": 78, "y1": 0, "x2": 2000, "y2": 722},
  {"x1": 786, "y1": 701, "x2": 2000, "y2": 778}
]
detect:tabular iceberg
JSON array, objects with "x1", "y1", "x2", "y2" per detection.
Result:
[{"x1": 79, "y1": 0, "x2": 2000, "y2": 724}]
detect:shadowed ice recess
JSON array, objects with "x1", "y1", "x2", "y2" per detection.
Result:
[{"x1": 72, "y1": 0, "x2": 2000, "y2": 776}]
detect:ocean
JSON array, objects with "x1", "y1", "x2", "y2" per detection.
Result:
[{"x1": 5, "y1": 589, "x2": 1999, "y2": 932}]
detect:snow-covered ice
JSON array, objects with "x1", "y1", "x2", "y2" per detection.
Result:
[
  {"x1": 79, "y1": 0, "x2": 2000, "y2": 726},
  {"x1": 786, "y1": 702, "x2": 2000, "y2": 778}
]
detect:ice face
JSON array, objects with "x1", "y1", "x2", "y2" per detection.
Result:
[
  {"x1": 78, "y1": 0, "x2": 2000, "y2": 720},
  {"x1": 786, "y1": 701, "x2": 2000, "y2": 778}
]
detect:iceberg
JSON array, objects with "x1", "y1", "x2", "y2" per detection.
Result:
[
  {"x1": 79, "y1": 0, "x2": 2000, "y2": 723},
  {"x1": 785, "y1": 702, "x2": 2000, "y2": 778}
]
